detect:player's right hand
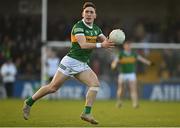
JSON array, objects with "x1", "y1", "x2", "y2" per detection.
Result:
[
  {"x1": 101, "y1": 39, "x2": 115, "y2": 48},
  {"x1": 111, "y1": 61, "x2": 117, "y2": 70}
]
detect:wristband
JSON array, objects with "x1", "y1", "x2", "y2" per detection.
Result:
[{"x1": 96, "y1": 43, "x2": 102, "y2": 48}]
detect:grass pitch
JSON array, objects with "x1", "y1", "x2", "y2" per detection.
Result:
[{"x1": 0, "y1": 99, "x2": 180, "y2": 127}]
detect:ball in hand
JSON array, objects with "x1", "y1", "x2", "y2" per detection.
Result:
[{"x1": 109, "y1": 29, "x2": 125, "y2": 44}]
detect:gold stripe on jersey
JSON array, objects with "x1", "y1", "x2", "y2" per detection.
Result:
[
  {"x1": 86, "y1": 36, "x2": 97, "y2": 43},
  {"x1": 71, "y1": 35, "x2": 77, "y2": 42},
  {"x1": 119, "y1": 57, "x2": 136, "y2": 64},
  {"x1": 71, "y1": 35, "x2": 97, "y2": 43}
]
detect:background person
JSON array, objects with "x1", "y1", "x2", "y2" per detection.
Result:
[
  {"x1": 0, "y1": 58, "x2": 17, "y2": 98},
  {"x1": 111, "y1": 40, "x2": 153, "y2": 108},
  {"x1": 46, "y1": 48, "x2": 60, "y2": 83}
]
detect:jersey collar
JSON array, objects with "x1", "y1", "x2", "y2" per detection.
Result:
[
  {"x1": 124, "y1": 50, "x2": 131, "y2": 55},
  {"x1": 82, "y1": 19, "x2": 93, "y2": 29}
]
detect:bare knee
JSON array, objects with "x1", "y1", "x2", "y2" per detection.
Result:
[
  {"x1": 89, "y1": 80, "x2": 100, "y2": 87},
  {"x1": 87, "y1": 81, "x2": 100, "y2": 92}
]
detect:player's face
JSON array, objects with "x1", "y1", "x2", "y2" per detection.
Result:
[
  {"x1": 124, "y1": 43, "x2": 131, "y2": 51},
  {"x1": 82, "y1": 7, "x2": 96, "y2": 25}
]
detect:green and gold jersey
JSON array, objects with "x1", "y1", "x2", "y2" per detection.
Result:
[
  {"x1": 67, "y1": 20, "x2": 103, "y2": 63},
  {"x1": 118, "y1": 51, "x2": 138, "y2": 73}
]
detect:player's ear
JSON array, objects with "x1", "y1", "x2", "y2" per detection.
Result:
[{"x1": 95, "y1": 13, "x2": 97, "y2": 19}]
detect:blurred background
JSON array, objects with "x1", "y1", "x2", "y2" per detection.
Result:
[{"x1": 0, "y1": 0, "x2": 180, "y2": 101}]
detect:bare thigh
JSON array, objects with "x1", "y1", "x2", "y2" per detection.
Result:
[
  {"x1": 31, "y1": 70, "x2": 70, "y2": 100},
  {"x1": 128, "y1": 80, "x2": 137, "y2": 92},
  {"x1": 49, "y1": 70, "x2": 70, "y2": 89},
  {"x1": 74, "y1": 69, "x2": 100, "y2": 87},
  {"x1": 118, "y1": 77, "x2": 125, "y2": 90}
]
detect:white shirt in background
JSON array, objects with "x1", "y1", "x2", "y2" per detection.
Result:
[
  {"x1": 47, "y1": 57, "x2": 60, "y2": 77},
  {"x1": 1, "y1": 63, "x2": 17, "y2": 83}
]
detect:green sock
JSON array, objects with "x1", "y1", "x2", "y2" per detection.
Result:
[
  {"x1": 83, "y1": 106, "x2": 91, "y2": 114},
  {"x1": 26, "y1": 97, "x2": 35, "y2": 106}
]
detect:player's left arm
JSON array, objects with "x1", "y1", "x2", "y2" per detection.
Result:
[
  {"x1": 97, "y1": 34, "x2": 107, "y2": 43},
  {"x1": 111, "y1": 57, "x2": 119, "y2": 70},
  {"x1": 76, "y1": 34, "x2": 114, "y2": 49},
  {"x1": 137, "y1": 55, "x2": 153, "y2": 66},
  {"x1": 97, "y1": 34, "x2": 115, "y2": 53}
]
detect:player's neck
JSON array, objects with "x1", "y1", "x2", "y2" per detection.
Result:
[
  {"x1": 124, "y1": 50, "x2": 131, "y2": 54},
  {"x1": 82, "y1": 19, "x2": 93, "y2": 29}
]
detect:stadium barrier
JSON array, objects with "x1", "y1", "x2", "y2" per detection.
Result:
[{"x1": 11, "y1": 79, "x2": 180, "y2": 101}]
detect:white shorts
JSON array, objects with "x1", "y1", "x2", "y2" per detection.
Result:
[
  {"x1": 118, "y1": 73, "x2": 136, "y2": 82},
  {"x1": 58, "y1": 55, "x2": 90, "y2": 76}
]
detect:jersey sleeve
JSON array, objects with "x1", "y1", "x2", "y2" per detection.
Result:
[
  {"x1": 72, "y1": 24, "x2": 84, "y2": 35},
  {"x1": 97, "y1": 26, "x2": 103, "y2": 36}
]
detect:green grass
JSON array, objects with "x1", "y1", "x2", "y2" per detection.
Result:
[{"x1": 0, "y1": 99, "x2": 180, "y2": 127}]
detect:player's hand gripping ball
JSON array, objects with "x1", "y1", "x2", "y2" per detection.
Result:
[{"x1": 109, "y1": 29, "x2": 125, "y2": 45}]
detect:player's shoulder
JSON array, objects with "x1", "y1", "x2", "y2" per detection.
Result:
[
  {"x1": 72, "y1": 20, "x2": 85, "y2": 34},
  {"x1": 118, "y1": 50, "x2": 124, "y2": 56},
  {"x1": 93, "y1": 23, "x2": 99, "y2": 27},
  {"x1": 131, "y1": 50, "x2": 137, "y2": 55},
  {"x1": 93, "y1": 23, "x2": 101, "y2": 29},
  {"x1": 131, "y1": 50, "x2": 138, "y2": 57},
  {"x1": 120, "y1": 50, "x2": 125, "y2": 54},
  {"x1": 73, "y1": 20, "x2": 84, "y2": 28}
]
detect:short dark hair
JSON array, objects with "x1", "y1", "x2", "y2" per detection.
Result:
[
  {"x1": 123, "y1": 40, "x2": 131, "y2": 47},
  {"x1": 83, "y1": 2, "x2": 96, "y2": 10}
]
